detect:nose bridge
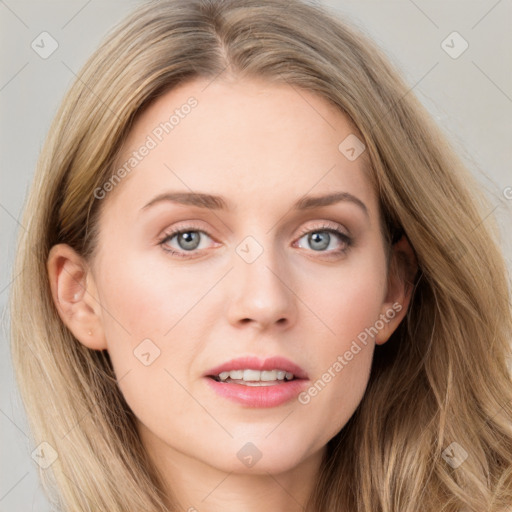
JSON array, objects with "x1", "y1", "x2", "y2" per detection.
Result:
[{"x1": 226, "y1": 231, "x2": 296, "y2": 327}]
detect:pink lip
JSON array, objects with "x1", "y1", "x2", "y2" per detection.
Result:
[
  {"x1": 204, "y1": 356, "x2": 309, "y2": 408},
  {"x1": 205, "y1": 378, "x2": 308, "y2": 408}
]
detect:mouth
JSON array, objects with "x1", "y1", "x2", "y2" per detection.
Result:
[
  {"x1": 205, "y1": 355, "x2": 308, "y2": 383},
  {"x1": 208, "y1": 368, "x2": 298, "y2": 386},
  {"x1": 204, "y1": 356, "x2": 309, "y2": 407}
]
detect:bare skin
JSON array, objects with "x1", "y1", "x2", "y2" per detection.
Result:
[{"x1": 48, "y1": 76, "x2": 415, "y2": 512}]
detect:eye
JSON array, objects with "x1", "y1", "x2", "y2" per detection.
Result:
[
  {"x1": 158, "y1": 223, "x2": 215, "y2": 258},
  {"x1": 294, "y1": 222, "x2": 352, "y2": 256},
  {"x1": 158, "y1": 221, "x2": 353, "y2": 259}
]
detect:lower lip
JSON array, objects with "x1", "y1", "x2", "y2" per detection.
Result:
[{"x1": 205, "y1": 377, "x2": 308, "y2": 408}]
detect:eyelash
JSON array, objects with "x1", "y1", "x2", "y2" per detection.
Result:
[{"x1": 158, "y1": 222, "x2": 353, "y2": 259}]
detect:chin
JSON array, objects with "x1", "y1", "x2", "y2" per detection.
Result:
[
  {"x1": 205, "y1": 436, "x2": 318, "y2": 475},
  {"x1": 220, "y1": 454, "x2": 310, "y2": 476}
]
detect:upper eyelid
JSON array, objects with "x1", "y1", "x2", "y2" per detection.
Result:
[
  {"x1": 160, "y1": 220, "x2": 348, "y2": 238},
  {"x1": 296, "y1": 221, "x2": 350, "y2": 237}
]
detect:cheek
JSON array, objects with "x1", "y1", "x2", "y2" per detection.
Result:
[
  {"x1": 302, "y1": 240, "x2": 387, "y2": 350},
  {"x1": 93, "y1": 246, "x2": 231, "y2": 403},
  {"x1": 329, "y1": 270, "x2": 386, "y2": 345},
  {"x1": 93, "y1": 248, "x2": 201, "y2": 383},
  {"x1": 295, "y1": 245, "x2": 387, "y2": 434},
  {"x1": 95, "y1": 248, "x2": 211, "y2": 341},
  {"x1": 93, "y1": 252, "x2": 202, "y2": 423}
]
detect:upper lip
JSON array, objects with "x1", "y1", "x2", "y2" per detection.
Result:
[{"x1": 205, "y1": 356, "x2": 309, "y2": 380}]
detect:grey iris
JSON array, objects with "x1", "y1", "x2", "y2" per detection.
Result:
[
  {"x1": 308, "y1": 232, "x2": 330, "y2": 251},
  {"x1": 178, "y1": 232, "x2": 201, "y2": 250}
]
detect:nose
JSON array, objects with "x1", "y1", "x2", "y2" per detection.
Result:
[{"x1": 225, "y1": 237, "x2": 298, "y2": 331}]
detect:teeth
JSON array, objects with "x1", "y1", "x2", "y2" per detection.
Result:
[
  {"x1": 244, "y1": 369, "x2": 260, "y2": 381},
  {"x1": 216, "y1": 369, "x2": 295, "y2": 382}
]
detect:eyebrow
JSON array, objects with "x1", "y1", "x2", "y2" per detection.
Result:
[{"x1": 141, "y1": 191, "x2": 368, "y2": 217}]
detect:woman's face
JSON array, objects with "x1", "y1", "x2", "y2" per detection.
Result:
[{"x1": 56, "y1": 77, "x2": 408, "y2": 476}]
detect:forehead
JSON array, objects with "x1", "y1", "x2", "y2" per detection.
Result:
[{"x1": 102, "y1": 76, "x2": 376, "y2": 220}]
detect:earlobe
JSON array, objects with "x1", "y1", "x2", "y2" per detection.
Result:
[
  {"x1": 375, "y1": 234, "x2": 418, "y2": 345},
  {"x1": 47, "y1": 243, "x2": 107, "y2": 350}
]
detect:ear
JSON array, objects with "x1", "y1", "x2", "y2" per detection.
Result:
[
  {"x1": 375, "y1": 234, "x2": 418, "y2": 345},
  {"x1": 47, "y1": 243, "x2": 107, "y2": 350}
]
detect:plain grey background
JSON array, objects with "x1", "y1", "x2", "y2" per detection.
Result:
[{"x1": 1, "y1": 1, "x2": 511, "y2": 510}]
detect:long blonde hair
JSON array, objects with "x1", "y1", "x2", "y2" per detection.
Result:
[{"x1": 10, "y1": 0, "x2": 512, "y2": 510}]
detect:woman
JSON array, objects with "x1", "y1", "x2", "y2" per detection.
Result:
[{"x1": 10, "y1": 0, "x2": 512, "y2": 510}]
